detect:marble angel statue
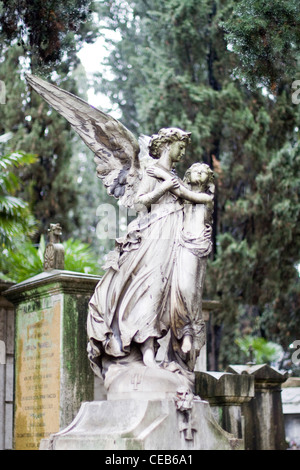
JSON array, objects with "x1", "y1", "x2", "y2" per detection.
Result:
[{"x1": 26, "y1": 74, "x2": 215, "y2": 394}]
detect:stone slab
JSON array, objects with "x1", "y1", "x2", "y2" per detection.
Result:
[
  {"x1": 282, "y1": 387, "x2": 300, "y2": 414},
  {"x1": 195, "y1": 371, "x2": 254, "y2": 404},
  {"x1": 4, "y1": 269, "x2": 100, "y2": 450},
  {"x1": 227, "y1": 364, "x2": 288, "y2": 385},
  {"x1": 0, "y1": 340, "x2": 5, "y2": 365},
  {"x1": 40, "y1": 399, "x2": 243, "y2": 451}
]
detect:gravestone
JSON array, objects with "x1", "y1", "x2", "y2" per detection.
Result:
[
  {"x1": 227, "y1": 364, "x2": 288, "y2": 450},
  {"x1": 0, "y1": 280, "x2": 15, "y2": 450},
  {"x1": 5, "y1": 270, "x2": 100, "y2": 450},
  {"x1": 4, "y1": 228, "x2": 101, "y2": 450},
  {"x1": 0, "y1": 341, "x2": 5, "y2": 364},
  {"x1": 195, "y1": 370, "x2": 254, "y2": 441},
  {"x1": 281, "y1": 377, "x2": 300, "y2": 449}
]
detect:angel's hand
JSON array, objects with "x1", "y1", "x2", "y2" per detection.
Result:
[
  {"x1": 146, "y1": 166, "x2": 167, "y2": 180},
  {"x1": 168, "y1": 175, "x2": 180, "y2": 190}
]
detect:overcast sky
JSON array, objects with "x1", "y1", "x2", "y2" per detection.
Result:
[{"x1": 77, "y1": 32, "x2": 121, "y2": 118}]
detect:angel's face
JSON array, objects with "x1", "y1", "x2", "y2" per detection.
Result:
[{"x1": 169, "y1": 140, "x2": 187, "y2": 163}]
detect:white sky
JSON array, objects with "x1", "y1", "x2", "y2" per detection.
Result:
[{"x1": 77, "y1": 33, "x2": 121, "y2": 118}]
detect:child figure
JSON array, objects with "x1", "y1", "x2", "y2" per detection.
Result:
[
  {"x1": 174, "y1": 163, "x2": 214, "y2": 370},
  {"x1": 146, "y1": 162, "x2": 214, "y2": 373}
]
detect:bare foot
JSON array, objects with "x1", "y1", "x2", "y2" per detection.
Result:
[
  {"x1": 141, "y1": 337, "x2": 158, "y2": 368},
  {"x1": 181, "y1": 335, "x2": 192, "y2": 354}
]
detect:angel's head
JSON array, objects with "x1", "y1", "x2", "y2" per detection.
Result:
[
  {"x1": 149, "y1": 127, "x2": 191, "y2": 161},
  {"x1": 184, "y1": 163, "x2": 214, "y2": 193}
]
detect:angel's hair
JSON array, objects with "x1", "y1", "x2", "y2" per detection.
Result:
[
  {"x1": 149, "y1": 127, "x2": 191, "y2": 159},
  {"x1": 184, "y1": 163, "x2": 214, "y2": 191}
]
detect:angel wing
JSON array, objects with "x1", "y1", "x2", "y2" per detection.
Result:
[
  {"x1": 25, "y1": 74, "x2": 144, "y2": 208},
  {"x1": 137, "y1": 134, "x2": 153, "y2": 170}
]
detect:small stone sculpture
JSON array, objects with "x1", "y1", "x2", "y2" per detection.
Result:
[
  {"x1": 26, "y1": 74, "x2": 214, "y2": 397},
  {"x1": 175, "y1": 386, "x2": 198, "y2": 441},
  {"x1": 44, "y1": 223, "x2": 64, "y2": 271}
]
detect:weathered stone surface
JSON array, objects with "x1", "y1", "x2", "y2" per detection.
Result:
[
  {"x1": 4, "y1": 270, "x2": 101, "y2": 450},
  {"x1": 0, "y1": 341, "x2": 5, "y2": 365},
  {"x1": 282, "y1": 377, "x2": 300, "y2": 448},
  {"x1": 106, "y1": 363, "x2": 191, "y2": 402},
  {"x1": 227, "y1": 364, "x2": 288, "y2": 450},
  {"x1": 44, "y1": 223, "x2": 64, "y2": 271},
  {"x1": 0, "y1": 280, "x2": 15, "y2": 450},
  {"x1": 40, "y1": 398, "x2": 243, "y2": 451},
  {"x1": 227, "y1": 364, "x2": 288, "y2": 385},
  {"x1": 195, "y1": 371, "x2": 254, "y2": 440},
  {"x1": 195, "y1": 371, "x2": 254, "y2": 404}
]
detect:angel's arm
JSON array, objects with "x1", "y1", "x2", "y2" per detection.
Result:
[
  {"x1": 146, "y1": 166, "x2": 213, "y2": 204},
  {"x1": 135, "y1": 174, "x2": 179, "y2": 208}
]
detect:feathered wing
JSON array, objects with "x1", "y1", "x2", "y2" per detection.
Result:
[
  {"x1": 138, "y1": 134, "x2": 153, "y2": 170},
  {"x1": 26, "y1": 74, "x2": 142, "y2": 208}
]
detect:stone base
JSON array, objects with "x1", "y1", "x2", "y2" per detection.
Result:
[{"x1": 40, "y1": 399, "x2": 243, "y2": 450}]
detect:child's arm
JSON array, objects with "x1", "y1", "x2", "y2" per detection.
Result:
[
  {"x1": 179, "y1": 185, "x2": 214, "y2": 204},
  {"x1": 146, "y1": 165, "x2": 213, "y2": 204}
]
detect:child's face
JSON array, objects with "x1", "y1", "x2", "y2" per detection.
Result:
[{"x1": 188, "y1": 165, "x2": 209, "y2": 185}]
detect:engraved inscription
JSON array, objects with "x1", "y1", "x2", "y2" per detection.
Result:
[{"x1": 14, "y1": 298, "x2": 61, "y2": 450}]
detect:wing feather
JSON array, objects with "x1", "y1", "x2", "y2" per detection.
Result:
[{"x1": 26, "y1": 74, "x2": 141, "y2": 207}]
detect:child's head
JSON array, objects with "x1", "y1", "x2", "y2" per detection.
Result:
[{"x1": 184, "y1": 163, "x2": 214, "y2": 192}]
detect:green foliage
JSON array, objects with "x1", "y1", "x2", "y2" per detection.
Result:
[
  {"x1": 0, "y1": 149, "x2": 37, "y2": 247},
  {"x1": 0, "y1": 1, "x2": 102, "y2": 243},
  {"x1": 1, "y1": 235, "x2": 101, "y2": 283},
  {"x1": 1, "y1": 0, "x2": 299, "y2": 370},
  {"x1": 63, "y1": 237, "x2": 102, "y2": 274},
  {"x1": 236, "y1": 335, "x2": 283, "y2": 365},
  {"x1": 222, "y1": 0, "x2": 300, "y2": 90},
  {"x1": 0, "y1": 44, "x2": 82, "y2": 240},
  {"x1": 0, "y1": 0, "x2": 98, "y2": 71},
  {"x1": 96, "y1": 0, "x2": 300, "y2": 369}
]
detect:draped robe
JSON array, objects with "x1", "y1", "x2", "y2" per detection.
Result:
[{"x1": 87, "y1": 175, "x2": 212, "y2": 379}]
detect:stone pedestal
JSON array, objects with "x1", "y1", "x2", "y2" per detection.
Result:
[
  {"x1": 195, "y1": 371, "x2": 254, "y2": 441},
  {"x1": 227, "y1": 364, "x2": 288, "y2": 450},
  {"x1": 40, "y1": 397, "x2": 243, "y2": 451},
  {"x1": 0, "y1": 280, "x2": 15, "y2": 450},
  {"x1": 281, "y1": 377, "x2": 300, "y2": 449},
  {"x1": 39, "y1": 362, "x2": 244, "y2": 451},
  {"x1": 4, "y1": 270, "x2": 101, "y2": 450}
]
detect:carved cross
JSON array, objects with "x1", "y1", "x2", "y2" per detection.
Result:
[
  {"x1": 131, "y1": 373, "x2": 142, "y2": 390},
  {"x1": 178, "y1": 410, "x2": 197, "y2": 441}
]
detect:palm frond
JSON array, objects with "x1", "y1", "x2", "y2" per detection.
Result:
[
  {"x1": 0, "y1": 195, "x2": 28, "y2": 216},
  {"x1": 0, "y1": 151, "x2": 37, "y2": 170}
]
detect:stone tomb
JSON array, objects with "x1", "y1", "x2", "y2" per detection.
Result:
[
  {"x1": 280, "y1": 377, "x2": 300, "y2": 448},
  {"x1": 5, "y1": 270, "x2": 100, "y2": 450},
  {"x1": 40, "y1": 397, "x2": 243, "y2": 451},
  {"x1": 227, "y1": 364, "x2": 288, "y2": 450},
  {"x1": 0, "y1": 280, "x2": 15, "y2": 450}
]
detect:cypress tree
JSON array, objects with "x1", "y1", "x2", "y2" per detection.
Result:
[
  {"x1": 94, "y1": 0, "x2": 300, "y2": 367},
  {"x1": 0, "y1": 0, "x2": 100, "y2": 240}
]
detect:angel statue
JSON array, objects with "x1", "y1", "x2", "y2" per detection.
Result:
[{"x1": 26, "y1": 74, "x2": 214, "y2": 396}]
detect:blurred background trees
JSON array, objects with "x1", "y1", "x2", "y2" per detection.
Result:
[
  {"x1": 0, "y1": 0, "x2": 112, "y2": 279},
  {"x1": 0, "y1": 0, "x2": 299, "y2": 370},
  {"x1": 91, "y1": 0, "x2": 300, "y2": 369}
]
